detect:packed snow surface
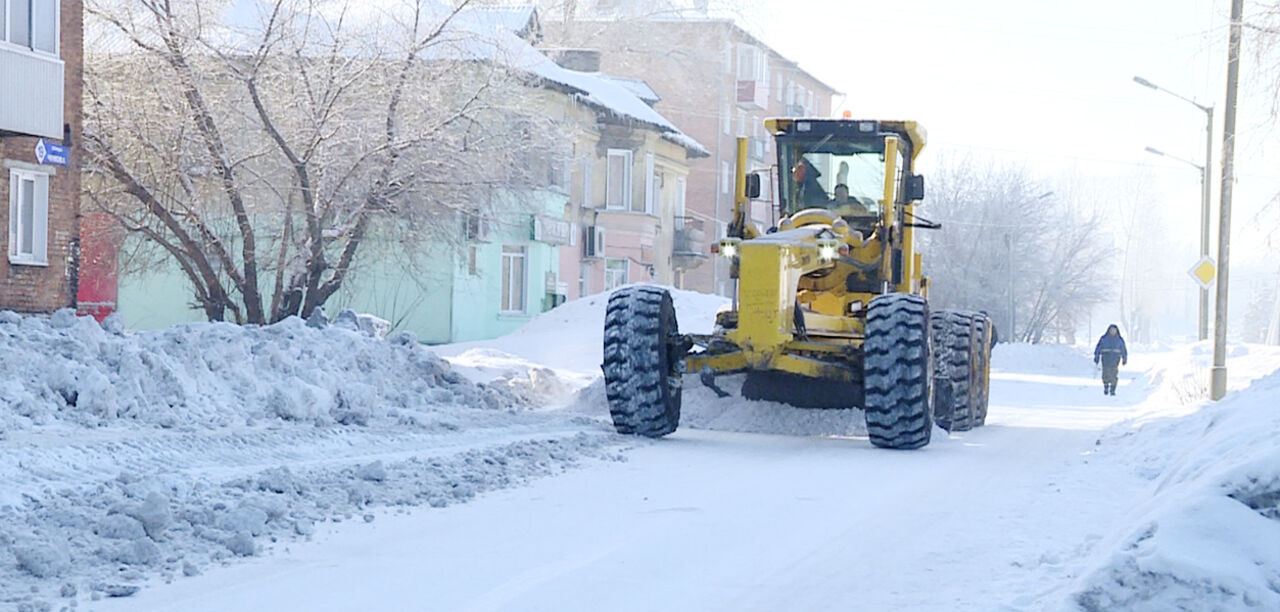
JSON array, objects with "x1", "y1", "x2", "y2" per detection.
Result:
[
  {"x1": 5, "y1": 287, "x2": 1280, "y2": 611},
  {"x1": 0, "y1": 308, "x2": 625, "y2": 610}
]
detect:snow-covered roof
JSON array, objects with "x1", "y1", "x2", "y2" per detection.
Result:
[
  {"x1": 458, "y1": 5, "x2": 540, "y2": 42},
  {"x1": 431, "y1": 11, "x2": 709, "y2": 158},
  {"x1": 598, "y1": 76, "x2": 661, "y2": 105}
]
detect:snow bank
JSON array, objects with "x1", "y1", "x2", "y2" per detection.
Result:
[
  {"x1": 991, "y1": 342, "x2": 1098, "y2": 376},
  {"x1": 433, "y1": 285, "x2": 729, "y2": 392},
  {"x1": 567, "y1": 374, "x2": 869, "y2": 438},
  {"x1": 436, "y1": 287, "x2": 871, "y2": 437},
  {"x1": 1069, "y1": 345, "x2": 1280, "y2": 610},
  {"x1": 0, "y1": 308, "x2": 515, "y2": 435},
  {"x1": 0, "y1": 309, "x2": 624, "y2": 609}
]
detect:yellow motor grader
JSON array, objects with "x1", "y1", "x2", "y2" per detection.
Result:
[{"x1": 601, "y1": 118, "x2": 992, "y2": 449}]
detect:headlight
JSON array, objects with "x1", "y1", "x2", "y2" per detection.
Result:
[
  {"x1": 717, "y1": 238, "x2": 742, "y2": 258},
  {"x1": 818, "y1": 239, "x2": 840, "y2": 262}
]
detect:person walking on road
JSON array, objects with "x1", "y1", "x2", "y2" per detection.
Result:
[{"x1": 1093, "y1": 324, "x2": 1128, "y2": 396}]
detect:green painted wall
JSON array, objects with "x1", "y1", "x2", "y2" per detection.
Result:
[
  {"x1": 116, "y1": 189, "x2": 569, "y2": 344},
  {"x1": 116, "y1": 258, "x2": 206, "y2": 329}
]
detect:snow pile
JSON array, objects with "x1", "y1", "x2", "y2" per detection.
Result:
[
  {"x1": 567, "y1": 374, "x2": 868, "y2": 437},
  {"x1": 1069, "y1": 345, "x2": 1280, "y2": 610},
  {"x1": 0, "y1": 309, "x2": 625, "y2": 609},
  {"x1": 0, "y1": 308, "x2": 515, "y2": 435},
  {"x1": 438, "y1": 287, "x2": 873, "y2": 437},
  {"x1": 436, "y1": 287, "x2": 870, "y2": 437},
  {"x1": 433, "y1": 285, "x2": 729, "y2": 395},
  {"x1": 991, "y1": 342, "x2": 1099, "y2": 376}
]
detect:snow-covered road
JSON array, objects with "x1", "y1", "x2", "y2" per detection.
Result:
[
  {"x1": 9, "y1": 291, "x2": 1280, "y2": 611},
  {"x1": 90, "y1": 342, "x2": 1216, "y2": 612}
]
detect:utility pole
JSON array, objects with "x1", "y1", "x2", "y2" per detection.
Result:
[{"x1": 1211, "y1": 0, "x2": 1244, "y2": 401}]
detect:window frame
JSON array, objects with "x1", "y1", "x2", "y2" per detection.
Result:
[
  {"x1": 1, "y1": 0, "x2": 60, "y2": 57},
  {"x1": 8, "y1": 166, "x2": 49, "y2": 266},
  {"x1": 578, "y1": 261, "x2": 591, "y2": 298},
  {"x1": 674, "y1": 176, "x2": 687, "y2": 219},
  {"x1": 605, "y1": 148, "x2": 633, "y2": 211},
  {"x1": 642, "y1": 152, "x2": 656, "y2": 214},
  {"x1": 604, "y1": 258, "x2": 629, "y2": 292},
  {"x1": 581, "y1": 153, "x2": 594, "y2": 207},
  {"x1": 499, "y1": 245, "x2": 528, "y2": 314}
]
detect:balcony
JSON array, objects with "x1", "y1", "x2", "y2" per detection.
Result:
[
  {"x1": 673, "y1": 217, "x2": 708, "y2": 270},
  {"x1": 736, "y1": 79, "x2": 767, "y2": 110},
  {"x1": 0, "y1": 47, "x2": 64, "y2": 139}
]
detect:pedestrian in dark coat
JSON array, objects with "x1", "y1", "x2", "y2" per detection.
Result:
[{"x1": 1093, "y1": 324, "x2": 1128, "y2": 395}]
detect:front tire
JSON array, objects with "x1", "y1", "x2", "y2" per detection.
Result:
[
  {"x1": 602, "y1": 286, "x2": 682, "y2": 437},
  {"x1": 863, "y1": 293, "x2": 934, "y2": 449}
]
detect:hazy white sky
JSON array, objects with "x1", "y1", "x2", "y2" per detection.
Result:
[{"x1": 741, "y1": 0, "x2": 1278, "y2": 338}]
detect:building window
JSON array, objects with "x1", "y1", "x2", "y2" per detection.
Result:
[
  {"x1": 674, "y1": 176, "x2": 687, "y2": 219},
  {"x1": 775, "y1": 73, "x2": 782, "y2": 102},
  {"x1": 720, "y1": 161, "x2": 731, "y2": 195},
  {"x1": 642, "y1": 153, "x2": 656, "y2": 214},
  {"x1": 500, "y1": 245, "x2": 527, "y2": 313},
  {"x1": 578, "y1": 261, "x2": 591, "y2": 297},
  {"x1": 7, "y1": 167, "x2": 49, "y2": 266},
  {"x1": 547, "y1": 151, "x2": 568, "y2": 192},
  {"x1": 581, "y1": 154, "x2": 594, "y2": 207},
  {"x1": 736, "y1": 44, "x2": 765, "y2": 82},
  {"x1": 605, "y1": 258, "x2": 629, "y2": 291},
  {"x1": 721, "y1": 102, "x2": 730, "y2": 136},
  {"x1": 606, "y1": 148, "x2": 632, "y2": 210},
  {"x1": 2, "y1": 0, "x2": 58, "y2": 54}
]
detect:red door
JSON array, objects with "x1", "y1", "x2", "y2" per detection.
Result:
[{"x1": 77, "y1": 212, "x2": 118, "y2": 322}]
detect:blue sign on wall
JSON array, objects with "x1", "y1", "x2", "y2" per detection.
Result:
[{"x1": 35, "y1": 139, "x2": 69, "y2": 166}]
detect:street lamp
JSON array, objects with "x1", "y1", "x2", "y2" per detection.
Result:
[
  {"x1": 1144, "y1": 146, "x2": 1205, "y2": 175},
  {"x1": 1133, "y1": 75, "x2": 1214, "y2": 342}
]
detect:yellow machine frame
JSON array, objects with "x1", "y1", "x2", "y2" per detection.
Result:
[{"x1": 685, "y1": 119, "x2": 929, "y2": 383}]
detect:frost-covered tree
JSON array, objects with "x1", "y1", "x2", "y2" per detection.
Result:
[
  {"x1": 83, "y1": 0, "x2": 559, "y2": 324},
  {"x1": 1242, "y1": 281, "x2": 1276, "y2": 343},
  {"x1": 920, "y1": 156, "x2": 1114, "y2": 343}
]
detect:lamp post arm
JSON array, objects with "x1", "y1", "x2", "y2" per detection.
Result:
[{"x1": 1154, "y1": 84, "x2": 1213, "y2": 114}]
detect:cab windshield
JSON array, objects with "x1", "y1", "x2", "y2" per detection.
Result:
[{"x1": 778, "y1": 138, "x2": 900, "y2": 218}]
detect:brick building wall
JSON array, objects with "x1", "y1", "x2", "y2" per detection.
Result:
[{"x1": 0, "y1": 0, "x2": 84, "y2": 314}]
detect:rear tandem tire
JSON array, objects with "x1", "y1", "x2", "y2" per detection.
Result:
[
  {"x1": 863, "y1": 293, "x2": 934, "y2": 450},
  {"x1": 930, "y1": 311, "x2": 977, "y2": 432},
  {"x1": 971, "y1": 312, "x2": 993, "y2": 427},
  {"x1": 602, "y1": 285, "x2": 682, "y2": 437}
]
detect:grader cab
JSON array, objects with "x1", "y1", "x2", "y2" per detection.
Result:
[{"x1": 601, "y1": 118, "x2": 993, "y2": 449}]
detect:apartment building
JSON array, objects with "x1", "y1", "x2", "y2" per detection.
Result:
[
  {"x1": 546, "y1": 16, "x2": 838, "y2": 294},
  {"x1": 0, "y1": 0, "x2": 84, "y2": 314}
]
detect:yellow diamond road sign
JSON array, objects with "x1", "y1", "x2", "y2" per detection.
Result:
[{"x1": 1189, "y1": 256, "x2": 1216, "y2": 290}]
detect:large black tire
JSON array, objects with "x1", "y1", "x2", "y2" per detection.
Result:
[
  {"x1": 602, "y1": 285, "x2": 682, "y2": 437},
  {"x1": 929, "y1": 312, "x2": 956, "y2": 432},
  {"x1": 863, "y1": 293, "x2": 934, "y2": 449},
  {"x1": 930, "y1": 311, "x2": 977, "y2": 432},
  {"x1": 971, "y1": 313, "x2": 993, "y2": 427}
]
